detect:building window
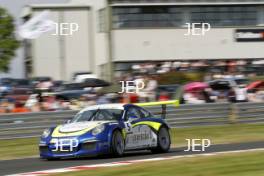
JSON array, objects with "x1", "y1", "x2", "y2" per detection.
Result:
[
  {"x1": 112, "y1": 5, "x2": 259, "y2": 28},
  {"x1": 190, "y1": 6, "x2": 257, "y2": 26},
  {"x1": 98, "y1": 8, "x2": 106, "y2": 32},
  {"x1": 110, "y1": 0, "x2": 264, "y2": 4},
  {"x1": 112, "y1": 6, "x2": 183, "y2": 28}
]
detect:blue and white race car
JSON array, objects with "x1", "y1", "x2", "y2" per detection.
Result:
[{"x1": 39, "y1": 103, "x2": 171, "y2": 159}]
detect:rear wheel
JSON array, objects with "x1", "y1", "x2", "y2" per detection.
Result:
[
  {"x1": 111, "y1": 130, "x2": 125, "y2": 157},
  {"x1": 151, "y1": 126, "x2": 171, "y2": 153}
]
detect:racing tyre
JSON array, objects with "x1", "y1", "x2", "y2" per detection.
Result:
[
  {"x1": 151, "y1": 126, "x2": 171, "y2": 153},
  {"x1": 111, "y1": 130, "x2": 125, "y2": 157}
]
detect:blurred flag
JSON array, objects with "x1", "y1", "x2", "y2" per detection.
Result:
[{"x1": 19, "y1": 10, "x2": 56, "y2": 39}]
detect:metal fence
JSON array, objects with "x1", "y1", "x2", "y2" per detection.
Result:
[
  {"x1": 0, "y1": 102, "x2": 263, "y2": 139},
  {"x1": 145, "y1": 102, "x2": 231, "y2": 127},
  {"x1": 0, "y1": 111, "x2": 76, "y2": 139},
  {"x1": 234, "y1": 102, "x2": 264, "y2": 124}
]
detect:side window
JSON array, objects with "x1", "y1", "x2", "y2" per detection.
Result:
[
  {"x1": 126, "y1": 107, "x2": 141, "y2": 121},
  {"x1": 139, "y1": 108, "x2": 152, "y2": 118}
]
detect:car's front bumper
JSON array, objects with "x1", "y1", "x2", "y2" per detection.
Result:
[{"x1": 39, "y1": 137, "x2": 110, "y2": 159}]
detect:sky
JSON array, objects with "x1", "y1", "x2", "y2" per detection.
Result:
[{"x1": 0, "y1": 0, "x2": 69, "y2": 78}]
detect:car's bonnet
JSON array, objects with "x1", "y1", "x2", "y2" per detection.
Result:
[
  {"x1": 51, "y1": 121, "x2": 109, "y2": 137},
  {"x1": 59, "y1": 121, "x2": 104, "y2": 133}
]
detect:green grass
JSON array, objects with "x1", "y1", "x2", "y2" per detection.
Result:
[
  {"x1": 54, "y1": 151, "x2": 264, "y2": 176},
  {"x1": 170, "y1": 123, "x2": 264, "y2": 147},
  {"x1": 0, "y1": 138, "x2": 39, "y2": 160},
  {"x1": 1, "y1": 123, "x2": 264, "y2": 160}
]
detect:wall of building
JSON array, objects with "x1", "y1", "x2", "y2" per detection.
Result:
[
  {"x1": 64, "y1": 9, "x2": 92, "y2": 80},
  {"x1": 32, "y1": 10, "x2": 61, "y2": 80},
  {"x1": 112, "y1": 28, "x2": 264, "y2": 61},
  {"x1": 31, "y1": 7, "x2": 92, "y2": 81},
  {"x1": 88, "y1": 0, "x2": 110, "y2": 79},
  {"x1": 70, "y1": 0, "x2": 110, "y2": 79}
]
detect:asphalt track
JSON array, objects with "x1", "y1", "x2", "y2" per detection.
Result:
[{"x1": 1, "y1": 141, "x2": 264, "y2": 176}]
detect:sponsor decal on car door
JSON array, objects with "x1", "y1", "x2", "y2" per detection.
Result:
[{"x1": 125, "y1": 124, "x2": 157, "y2": 150}]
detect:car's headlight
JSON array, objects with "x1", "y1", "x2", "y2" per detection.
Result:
[
  {"x1": 42, "y1": 129, "x2": 51, "y2": 138},
  {"x1": 92, "y1": 124, "x2": 105, "y2": 136}
]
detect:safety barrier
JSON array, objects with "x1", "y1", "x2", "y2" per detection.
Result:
[
  {"x1": 0, "y1": 102, "x2": 263, "y2": 139},
  {"x1": 233, "y1": 102, "x2": 264, "y2": 124},
  {"x1": 144, "y1": 102, "x2": 231, "y2": 127},
  {"x1": 0, "y1": 111, "x2": 76, "y2": 139}
]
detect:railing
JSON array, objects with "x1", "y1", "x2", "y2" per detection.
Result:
[
  {"x1": 144, "y1": 102, "x2": 231, "y2": 127},
  {"x1": 0, "y1": 102, "x2": 263, "y2": 139},
  {"x1": 234, "y1": 102, "x2": 264, "y2": 124},
  {"x1": 0, "y1": 111, "x2": 76, "y2": 139}
]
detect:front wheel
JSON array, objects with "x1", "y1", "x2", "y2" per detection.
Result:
[
  {"x1": 151, "y1": 126, "x2": 171, "y2": 153},
  {"x1": 110, "y1": 130, "x2": 125, "y2": 157}
]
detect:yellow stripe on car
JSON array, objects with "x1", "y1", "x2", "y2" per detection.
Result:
[
  {"x1": 132, "y1": 121, "x2": 162, "y2": 131},
  {"x1": 122, "y1": 129, "x2": 127, "y2": 138},
  {"x1": 51, "y1": 124, "x2": 99, "y2": 137}
]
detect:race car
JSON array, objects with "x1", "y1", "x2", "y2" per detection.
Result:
[{"x1": 39, "y1": 103, "x2": 171, "y2": 159}]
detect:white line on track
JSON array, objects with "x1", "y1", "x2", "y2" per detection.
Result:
[{"x1": 6, "y1": 148, "x2": 264, "y2": 176}]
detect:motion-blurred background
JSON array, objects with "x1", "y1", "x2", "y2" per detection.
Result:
[
  {"x1": 1, "y1": 2, "x2": 264, "y2": 176},
  {"x1": 0, "y1": 0, "x2": 263, "y2": 113}
]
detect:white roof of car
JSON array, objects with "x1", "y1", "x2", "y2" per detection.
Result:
[{"x1": 80, "y1": 104, "x2": 125, "y2": 112}]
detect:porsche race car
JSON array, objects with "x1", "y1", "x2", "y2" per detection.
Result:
[{"x1": 39, "y1": 103, "x2": 171, "y2": 159}]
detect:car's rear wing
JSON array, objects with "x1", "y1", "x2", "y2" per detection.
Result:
[{"x1": 135, "y1": 100, "x2": 179, "y2": 119}]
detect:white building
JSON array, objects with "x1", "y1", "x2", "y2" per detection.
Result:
[{"x1": 23, "y1": 0, "x2": 264, "y2": 81}]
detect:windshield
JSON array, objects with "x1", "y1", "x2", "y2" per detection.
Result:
[{"x1": 71, "y1": 109, "x2": 123, "y2": 123}]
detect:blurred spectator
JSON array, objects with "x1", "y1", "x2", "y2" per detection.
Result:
[
  {"x1": 96, "y1": 92, "x2": 110, "y2": 104},
  {"x1": 158, "y1": 91, "x2": 169, "y2": 101},
  {"x1": 86, "y1": 94, "x2": 97, "y2": 106},
  {"x1": 145, "y1": 76, "x2": 158, "y2": 101},
  {"x1": 36, "y1": 80, "x2": 53, "y2": 91},
  {"x1": 11, "y1": 102, "x2": 30, "y2": 113},
  {"x1": 0, "y1": 99, "x2": 10, "y2": 113},
  {"x1": 204, "y1": 73, "x2": 213, "y2": 82},
  {"x1": 25, "y1": 94, "x2": 38, "y2": 110},
  {"x1": 234, "y1": 85, "x2": 248, "y2": 102},
  {"x1": 41, "y1": 95, "x2": 60, "y2": 111},
  {"x1": 24, "y1": 94, "x2": 42, "y2": 112},
  {"x1": 248, "y1": 89, "x2": 264, "y2": 102},
  {"x1": 78, "y1": 95, "x2": 89, "y2": 108},
  {"x1": 136, "y1": 76, "x2": 148, "y2": 102},
  {"x1": 183, "y1": 92, "x2": 205, "y2": 104},
  {"x1": 202, "y1": 88, "x2": 215, "y2": 103},
  {"x1": 129, "y1": 93, "x2": 139, "y2": 103},
  {"x1": 58, "y1": 99, "x2": 70, "y2": 110},
  {"x1": 69, "y1": 99, "x2": 81, "y2": 110},
  {"x1": 136, "y1": 75, "x2": 158, "y2": 102}
]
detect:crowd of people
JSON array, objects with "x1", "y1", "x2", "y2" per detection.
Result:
[
  {"x1": 0, "y1": 70, "x2": 263, "y2": 114},
  {"x1": 183, "y1": 84, "x2": 264, "y2": 104}
]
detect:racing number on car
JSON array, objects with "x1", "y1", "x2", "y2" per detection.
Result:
[{"x1": 124, "y1": 122, "x2": 132, "y2": 132}]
